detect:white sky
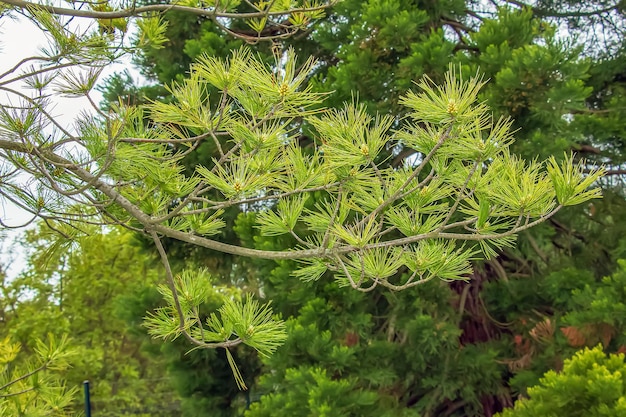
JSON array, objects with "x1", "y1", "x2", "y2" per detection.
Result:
[{"x1": 1, "y1": 17, "x2": 50, "y2": 277}]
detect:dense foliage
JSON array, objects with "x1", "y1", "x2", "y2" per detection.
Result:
[
  {"x1": 108, "y1": 1, "x2": 626, "y2": 416},
  {"x1": 496, "y1": 346, "x2": 626, "y2": 417},
  {"x1": 1, "y1": 0, "x2": 625, "y2": 416},
  {"x1": 0, "y1": 227, "x2": 180, "y2": 415}
]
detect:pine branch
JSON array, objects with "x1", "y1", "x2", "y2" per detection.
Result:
[{"x1": 1, "y1": 0, "x2": 336, "y2": 21}]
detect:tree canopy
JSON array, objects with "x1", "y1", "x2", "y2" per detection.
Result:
[
  {"x1": 0, "y1": 225, "x2": 180, "y2": 415},
  {"x1": 0, "y1": 7, "x2": 603, "y2": 346},
  {"x1": 0, "y1": 0, "x2": 623, "y2": 415}
]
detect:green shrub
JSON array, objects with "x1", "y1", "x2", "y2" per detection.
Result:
[{"x1": 497, "y1": 346, "x2": 626, "y2": 417}]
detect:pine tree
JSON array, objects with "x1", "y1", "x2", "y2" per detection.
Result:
[
  {"x1": 113, "y1": 2, "x2": 626, "y2": 416},
  {"x1": 0, "y1": 0, "x2": 623, "y2": 416}
]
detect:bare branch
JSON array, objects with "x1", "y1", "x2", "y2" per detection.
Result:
[{"x1": 1, "y1": 0, "x2": 336, "y2": 20}]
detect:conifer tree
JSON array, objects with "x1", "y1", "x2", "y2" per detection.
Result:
[
  {"x1": 108, "y1": 1, "x2": 626, "y2": 416},
  {"x1": 0, "y1": 1, "x2": 622, "y2": 416}
]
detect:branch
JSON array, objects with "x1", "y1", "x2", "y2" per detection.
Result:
[
  {"x1": 0, "y1": 386, "x2": 36, "y2": 398},
  {"x1": 0, "y1": 362, "x2": 48, "y2": 392},
  {"x1": 524, "y1": 232, "x2": 548, "y2": 264},
  {"x1": 573, "y1": 144, "x2": 602, "y2": 154},
  {"x1": 356, "y1": 124, "x2": 453, "y2": 228},
  {"x1": 499, "y1": 0, "x2": 621, "y2": 18},
  {"x1": 0, "y1": 134, "x2": 572, "y2": 263},
  {"x1": 1, "y1": 0, "x2": 334, "y2": 21},
  {"x1": 150, "y1": 230, "x2": 242, "y2": 349},
  {"x1": 435, "y1": 206, "x2": 563, "y2": 242},
  {"x1": 0, "y1": 54, "x2": 60, "y2": 81}
]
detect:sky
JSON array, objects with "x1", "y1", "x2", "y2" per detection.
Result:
[
  {"x1": 1, "y1": 17, "x2": 51, "y2": 276},
  {"x1": 0, "y1": 14, "x2": 140, "y2": 277}
]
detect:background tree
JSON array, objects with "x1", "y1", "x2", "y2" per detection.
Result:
[
  {"x1": 0, "y1": 225, "x2": 182, "y2": 416},
  {"x1": 496, "y1": 345, "x2": 626, "y2": 417},
  {"x1": 99, "y1": 1, "x2": 626, "y2": 416}
]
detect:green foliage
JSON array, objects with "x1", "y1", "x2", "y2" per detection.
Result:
[
  {"x1": 0, "y1": 335, "x2": 77, "y2": 417},
  {"x1": 464, "y1": 8, "x2": 593, "y2": 158},
  {"x1": 2, "y1": 0, "x2": 626, "y2": 416},
  {"x1": 545, "y1": 260, "x2": 626, "y2": 359},
  {"x1": 547, "y1": 154, "x2": 604, "y2": 206},
  {"x1": 0, "y1": 227, "x2": 181, "y2": 416},
  {"x1": 2, "y1": 42, "x2": 603, "y2": 299},
  {"x1": 89, "y1": 1, "x2": 626, "y2": 415},
  {"x1": 480, "y1": 258, "x2": 626, "y2": 397},
  {"x1": 247, "y1": 366, "x2": 378, "y2": 416},
  {"x1": 134, "y1": 15, "x2": 169, "y2": 49},
  {"x1": 117, "y1": 283, "x2": 257, "y2": 417},
  {"x1": 145, "y1": 269, "x2": 286, "y2": 389},
  {"x1": 497, "y1": 346, "x2": 626, "y2": 417},
  {"x1": 242, "y1": 244, "x2": 506, "y2": 417}
]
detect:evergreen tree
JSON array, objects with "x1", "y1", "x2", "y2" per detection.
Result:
[
  {"x1": 0, "y1": 0, "x2": 622, "y2": 416},
  {"x1": 496, "y1": 345, "x2": 626, "y2": 417},
  {"x1": 110, "y1": 1, "x2": 626, "y2": 416}
]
